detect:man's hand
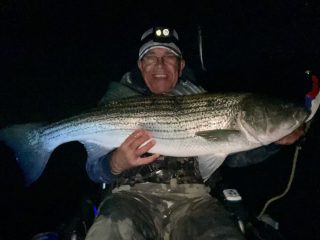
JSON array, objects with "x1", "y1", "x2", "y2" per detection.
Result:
[
  {"x1": 109, "y1": 129, "x2": 160, "y2": 175},
  {"x1": 275, "y1": 125, "x2": 305, "y2": 145}
]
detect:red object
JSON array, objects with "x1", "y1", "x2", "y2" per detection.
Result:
[{"x1": 306, "y1": 74, "x2": 319, "y2": 99}]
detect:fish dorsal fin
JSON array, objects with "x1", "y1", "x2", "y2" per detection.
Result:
[{"x1": 195, "y1": 129, "x2": 241, "y2": 141}]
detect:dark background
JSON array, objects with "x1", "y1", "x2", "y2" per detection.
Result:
[{"x1": 1, "y1": 0, "x2": 320, "y2": 239}]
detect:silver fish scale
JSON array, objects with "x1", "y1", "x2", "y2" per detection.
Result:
[
  {"x1": 100, "y1": 93, "x2": 244, "y2": 134},
  {"x1": 40, "y1": 93, "x2": 248, "y2": 142}
]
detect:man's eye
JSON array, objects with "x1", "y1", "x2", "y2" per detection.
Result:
[
  {"x1": 164, "y1": 55, "x2": 176, "y2": 59},
  {"x1": 144, "y1": 56, "x2": 157, "y2": 61},
  {"x1": 142, "y1": 55, "x2": 178, "y2": 65},
  {"x1": 163, "y1": 55, "x2": 178, "y2": 63}
]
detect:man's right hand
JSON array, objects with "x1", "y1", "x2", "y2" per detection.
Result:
[{"x1": 109, "y1": 129, "x2": 160, "y2": 175}]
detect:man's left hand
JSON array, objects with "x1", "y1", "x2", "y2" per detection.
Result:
[{"x1": 275, "y1": 125, "x2": 305, "y2": 145}]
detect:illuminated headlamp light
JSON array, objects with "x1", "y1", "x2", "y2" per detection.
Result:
[
  {"x1": 155, "y1": 28, "x2": 170, "y2": 37},
  {"x1": 153, "y1": 27, "x2": 176, "y2": 43},
  {"x1": 138, "y1": 27, "x2": 182, "y2": 59}
]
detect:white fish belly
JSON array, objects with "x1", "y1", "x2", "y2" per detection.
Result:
[{"x1": 149, "y1": 136, "x2": 259, "y2": 157}]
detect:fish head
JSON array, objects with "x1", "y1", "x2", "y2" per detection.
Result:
[{"x1": 238, "y1": 94, "x2": 309, "y2": 144}]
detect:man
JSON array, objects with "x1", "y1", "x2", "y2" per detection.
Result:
[{"x1": 85, "y1": 27, "x2": 303, "y2": 240}]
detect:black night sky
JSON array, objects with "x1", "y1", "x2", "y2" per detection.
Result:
[
  {"x1": 1, "y1": 0, "x2": 319, "y2": 122},
  {"x1": 1, "y1": 0, "x2": 320, "y2": 239}
]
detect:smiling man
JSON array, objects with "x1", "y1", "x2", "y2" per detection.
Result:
[
  {"x1": 85, "y1": 26, "x2": 303, "y2": 240},
  {"x1": 137, "y1": 28, "x2": 185, "y2": 94}
]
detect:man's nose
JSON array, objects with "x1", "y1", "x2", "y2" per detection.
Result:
[{"x1": 155, "y1": 57, "x2": 165, "y2": 66}]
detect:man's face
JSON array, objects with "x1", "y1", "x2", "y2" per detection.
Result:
[{"x1": 138, "y1": 48, "x2": 185, "y2": 94}]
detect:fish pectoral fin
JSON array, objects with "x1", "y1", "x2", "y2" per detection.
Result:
[
  {"x1": 195, "y1": 130, "x2": 241, "y2": 141},
  {"x1": 82, "y1": 142, "x2": 111, "y2": 161}
]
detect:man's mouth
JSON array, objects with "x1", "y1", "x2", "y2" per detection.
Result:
[{"x1": 153, "y1": 74, "x2": 167, "y2": 78}]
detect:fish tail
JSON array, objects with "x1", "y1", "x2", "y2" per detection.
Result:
[{"x1": 0, "y1": 123, "x2": 52, "y2": 185}]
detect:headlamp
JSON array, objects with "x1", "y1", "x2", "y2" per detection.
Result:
[
  {"x1": 152, "y1": 27, "x2": 177, "y2": 43},
  {"x1": 138, "y1": 26, "x2": 182, "y2": 59},
  {"x1": 155, "y1": 28, "x2": 170, "y2": 37},
  {"x1": 155, "y1": 29, "x2": 162, "y2": 37}
]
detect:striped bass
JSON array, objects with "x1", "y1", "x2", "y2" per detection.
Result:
[{"x1": 0, "y1": 92, "x2": 319, "y2": 185}]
